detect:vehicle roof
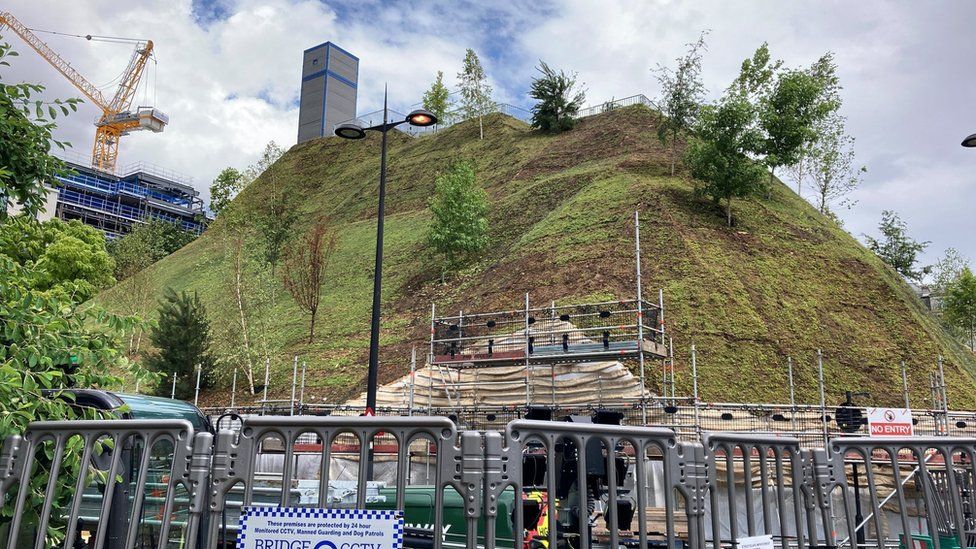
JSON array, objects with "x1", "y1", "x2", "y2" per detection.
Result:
[{"x1": 110, "y1": 392, "x2": 213, "y2": 432}]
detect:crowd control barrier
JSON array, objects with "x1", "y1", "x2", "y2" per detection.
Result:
[
  {"x1": 0, "y1": 419, "x2": 212, "y2": 549},
  {"x1": 3, "y1": 416, "x2": 976, "y2": 549}
]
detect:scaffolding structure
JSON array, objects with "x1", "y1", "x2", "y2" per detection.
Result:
[{"x1": 424, "y1": 211, "x2": 666, "y2": 420}]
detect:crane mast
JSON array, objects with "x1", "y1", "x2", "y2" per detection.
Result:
[{"x1": 0, "y1": 11, "x2": 168, "y2": 173}]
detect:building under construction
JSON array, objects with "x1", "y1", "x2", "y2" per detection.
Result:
[{"x1": 53, "y1": 159, "x2": 206, "y2": 239}]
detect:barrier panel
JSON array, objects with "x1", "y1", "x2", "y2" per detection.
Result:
[
  {"x1": 492, "y1": 419, "x2": 705, "y2": 549},
  {"x1": 4, "y1": 417, "x2": 976, "y2": 549},
  {"x1": 702, "y1": 433, "x2": 813, "y2": 549},
  {"x1": 0, "y1": 419, "x2": 211, "y2": 549},
  {"x1": 816, "y1": 437, "x2": 976, "y2": 549},
  {"x1": 205, "y1": 415, "x2": 472, "y2": 549}
]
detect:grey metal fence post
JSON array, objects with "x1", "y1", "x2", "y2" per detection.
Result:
[
  {"x1": 171, "y1": 371, "x2": 177, "y2": 399},
  {"x1": 230, "y1": 368, "x2": 237, "y2": 409},
  {"x1": 194, "y1": 363, "x2": 202, "y2": 406},
  {"x1": 290, "y1": 355, "x2": 298, "y2": 415}
]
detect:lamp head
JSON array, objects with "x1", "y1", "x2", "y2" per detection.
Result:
[
  {"x1": 963, "y1": 133, "x2": 976, "y2": 148},
  {"x1": 335, "y1": 122, "x2": 366, "y2": 140},
  {"x1": 406, "y1": 109, "x2": 437, "y2": 127}
]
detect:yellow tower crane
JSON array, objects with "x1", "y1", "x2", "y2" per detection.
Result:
[{"x1": 0, "y1": 12, "x2": 168, "y2": 173}]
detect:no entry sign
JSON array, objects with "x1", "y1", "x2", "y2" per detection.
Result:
[{"x1": 867, "y1": 407, "x2": 914, "y2": 437}]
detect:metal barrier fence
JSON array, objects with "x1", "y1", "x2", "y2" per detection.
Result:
[
  {"x1": 5, "y1": 416, "x2": 976, "y2": 549},
  {"x1": 0, "y1": 419, "x2": 212, "y2": 549},
  {"x1": 203, "y1": 401, "x2": 976, "y2": 447}
]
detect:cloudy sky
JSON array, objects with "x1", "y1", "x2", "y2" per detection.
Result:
[{"x1": 3, "y1": 0, "x2": 974, "y2": 265}]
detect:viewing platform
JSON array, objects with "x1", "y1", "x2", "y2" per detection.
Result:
[{"x1": 429, "y1": 297, "x2": 666, "y2": 369}]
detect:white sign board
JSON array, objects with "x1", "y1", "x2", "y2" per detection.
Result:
[
  {"x1": 738, "y1": 534, "x2": 775, "y2": 549},
  {"x1": 867, "y1": 407, "x2": 914, "y2": 437},
  {"x1": 237, "y1": 507, "x2": 404, "y2": 549}
]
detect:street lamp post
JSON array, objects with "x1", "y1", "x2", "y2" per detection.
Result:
[
  {"x1": 963, "y1": 134, "x2": 976, "y2": 148},
  {"x1": 335, "y1": 86, "x2": 437, "y2": 416}
]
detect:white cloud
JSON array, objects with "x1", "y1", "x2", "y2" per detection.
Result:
[{"x1": 2, "y1": 0, "x2": 974, "y2": 264}]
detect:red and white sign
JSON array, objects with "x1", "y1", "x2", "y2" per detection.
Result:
[{"x1": 867, "y1": 407, "x2": 914, "y2": 437}]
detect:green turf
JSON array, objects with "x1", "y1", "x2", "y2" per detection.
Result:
[{"x1": 94, "y1": 106, "x2": 976, "y2": 408}]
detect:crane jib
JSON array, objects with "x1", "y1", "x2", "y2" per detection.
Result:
[{"x1": 0, "y1": 11, "x2": 167, "y2": 174}]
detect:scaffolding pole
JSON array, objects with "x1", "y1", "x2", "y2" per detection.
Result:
[
  {"x1": 299, "y1": 361, "x2": 306, "y2": 412},
  {"x1": 938, "y1": 355, "x2": 948, "y2": 411},
  {"x1": 787, "y1": 356, "x2": 797, "y2": 435},
  {"x1": 194, "y1": 364, "x2": 201, "y2": 407},
  {"x1": 817, "y1": 349, "x2": 827, "y2": 445},
  {"x1": 428, "y1": 302, "x2": 436, "y2": 413},
  {"x1": 262, "y1": 357, "x2": 270, "y2": 412},
  {"x1": 409, "y1": 347, "x2": 417, "y2": 416},
  {"x1": 290, "y1": 355, "x2": 298, "y2": 416},
  {"x1": 691, "y1": 344, "x2": 700, "y2": 438},
  {"x1": 634, "y1": 210, "x2": 647, "y2": 424},
  {"x1": 901, "y1": 360, "x2": 910, "y2": 410},
  {"x1": 938, "y1": 355, "x2": 948, "y2": 435},
  {"x1": 669, "y1": 337, "x2": 676, "y2": 400},
  {"x1": 524, "y1": 292, "x2": 531, "y2": 407}
]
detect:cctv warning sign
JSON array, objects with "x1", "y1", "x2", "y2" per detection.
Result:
[{"x1": 867, "y1": 407, "x2": 914, "y2": 437}]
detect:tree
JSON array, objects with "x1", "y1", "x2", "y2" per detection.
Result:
[
  {"x1": 529, "y1": 61, "x2": 586, "y2": 132},
  {"x1": 760, "y1": 64, "x2": 838, "y2": 187},
  {"x1": 422, "y1": 71, "x2": 452, "y2": 127},
  {"x1": 732, "y1": 42, "x2": 783, "y2": 102},
  {"x1": 653, "y1": 31, "x2": 708, "y2": 176},
  {"x1": 0, "y1": 254, "x2": 149, "y2": 544},
  {"x1": 0, "y1": 216, "x2": 115, "y2": 301},
  {"x1": 0, "y1": 37, "x2": 81, "y2": 219},
  {"x1": 931, "y1": 247, "x2": 968, "y2": 296},
  {"x1": 457, "y1": 48, "x2": 495, "y2": 140},
  {"x1": 428, "y1": 160, "x2": 489, "y2": 276},
  {"x1": 209, "y1": 166, "x2": 244, "y2": 216},
  {"x1": 865, "y1": 210, "x2": 930, "y2": 281},
  {"x1": 785, "y1": 54, "x2": 842, "y2": 196},
  {"x1": 685, "y1": 94, "x2": 767, "y2": 226},
  {"x1": 283, "y1": 223, "x2": 338, "y2": 343},
  {"x1": 943, "y1": 268, "x2": 976, "y2": 351},
  {"x1": 808, "y1": 114, "x2": 864, "y2": 214},
  {"x1": 107, "y1": 218, "x2": 197, "y2": 279},
  {"x1": 248, "y1": 141, "x2": 296, "y2": 273},
  {"x1": 144, "y1": 288, "x2": 215, "y2": 399},
  {"x1": 243, "y1": 141, "x2": 285, "y2": 185}
]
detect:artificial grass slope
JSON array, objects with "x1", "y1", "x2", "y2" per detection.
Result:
[{"x1": 94, "y1": 105, "x2": 976, "y2": 408}]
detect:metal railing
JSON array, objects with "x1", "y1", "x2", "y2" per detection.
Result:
[
  {"x1": 5, "y1": 415, "x2": 976, "y2": 549},
  {"x1": 430, "y1": 298, "x2": 666, "y2": 369},
  {"x1": 339, "y1": 102, "x2": 534, "y2": 139},
  {"x1": 575, "y1": 94, "x2": 659, "y2": 119}
]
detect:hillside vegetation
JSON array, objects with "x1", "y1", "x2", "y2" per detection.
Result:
[{"x1": 94, "y1": 105, "x2": 976, "y2": 408}]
